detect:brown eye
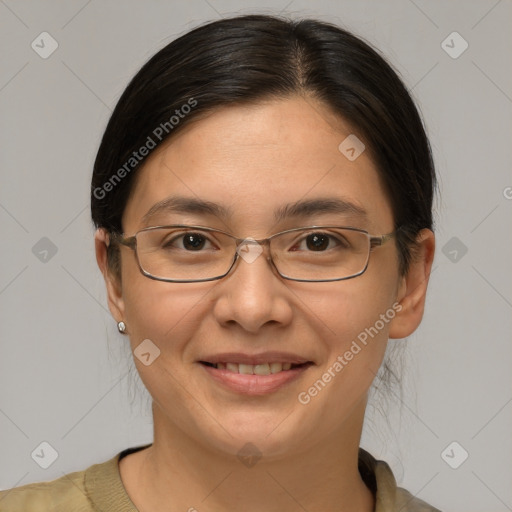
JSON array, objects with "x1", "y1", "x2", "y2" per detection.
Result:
[
  {"x1": 291, "y1": 232, "x2": 348, "y2": 252},
  {"x1": 181, "y1": 233, "x2": 207, "y2": 250},
  {"x1": 162, "y1": 232, "x2": 214, "y2": 251},
  {"x1": 305, "y1": 233, "x2": 330, "y2": 251}
]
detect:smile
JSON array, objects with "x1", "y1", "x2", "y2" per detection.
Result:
[
  {"x1": 200, "y1": 361, "x2": 307, "y2": 374},
  {"x1": 198, "y1": 359, "x2": 314, "y2": 395}
]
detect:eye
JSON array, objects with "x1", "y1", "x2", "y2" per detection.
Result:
[
  {"x1": 162, "y1": 231, "x2": 217, "y2": 251},
  {"x1": 291, "y1": 231, "x2": 349, "y2": 252}
]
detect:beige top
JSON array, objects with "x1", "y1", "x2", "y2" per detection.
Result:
[{"x1": 0, "y1": 444, "x2": 442, "y2": 511}]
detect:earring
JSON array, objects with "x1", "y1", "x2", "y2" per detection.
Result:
[{"x1": 117, "y1": 321, "x2": 127, "y2": 334}]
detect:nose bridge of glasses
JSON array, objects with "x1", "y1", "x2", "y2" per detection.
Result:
[
  {"x1": 234, "y1": 235, "x2": 271, "y2": 248},
  {"x1": 233, "y1": 235, "x2": 273, "y2": 264}
]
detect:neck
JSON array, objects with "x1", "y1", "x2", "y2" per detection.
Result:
[{"x1": 122, "y1": 399, "x2": 375, "y2": 512}]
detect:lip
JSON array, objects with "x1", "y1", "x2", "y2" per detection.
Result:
[
  {"x1": 198, "y1": 351, "x2": 312, "y2": 366},
  {"x1": 200, "y1": 363, "x2": 313, "y2": 395}
]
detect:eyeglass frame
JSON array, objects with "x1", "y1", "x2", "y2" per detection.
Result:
[{"x1": 109, "y1": 224, "x2": 398, "y2": 283}]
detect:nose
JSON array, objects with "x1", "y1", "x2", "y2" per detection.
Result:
[{"x1": 211, "y1": 241, "x2": 293, "y2": 334}]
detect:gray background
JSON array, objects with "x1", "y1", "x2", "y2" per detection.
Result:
[{"x1": 1, "y1": 1, "x2": 511, "y2": 510}]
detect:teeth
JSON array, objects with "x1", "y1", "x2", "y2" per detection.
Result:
[
  {"x1": 254, "y1": 364, "x2": 271, "y2": 376},
  {"x1": 238, "y1": 364, "x2": 253, "y2": 375},
  {"x1": 270, "y1": 362, "x2": 283, "y2": 373},
  {"x1": 214, "y1": 362, "x2": 298, "y2": 374}
]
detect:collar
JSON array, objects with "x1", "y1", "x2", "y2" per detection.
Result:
[{"x1": 85, "y1": 444, "x2": 428, "y2": 511}]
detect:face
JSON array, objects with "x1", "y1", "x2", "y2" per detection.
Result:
[{"x1": 99, "y1": 96, "x2": 420, "y2": 460}]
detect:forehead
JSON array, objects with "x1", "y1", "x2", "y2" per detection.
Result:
[{"x1": 122, "y1": 96, "x2": 394, "y2": 233}]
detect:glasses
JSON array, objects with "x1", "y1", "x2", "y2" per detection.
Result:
[{"x1": 111, "y1": 225, "x2": 396, "y2": 283}]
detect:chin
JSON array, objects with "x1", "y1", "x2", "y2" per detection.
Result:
[{"x1": 191, "y1": 409, "x2": 313, "y2": 462}]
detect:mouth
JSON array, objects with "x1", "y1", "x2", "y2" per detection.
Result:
[
  {"x1": 197, "y1": 353, "x2": 314, "y2": 395},
  {"x1": 199, "y1": 361, "x2": 312, "y2": 375}
]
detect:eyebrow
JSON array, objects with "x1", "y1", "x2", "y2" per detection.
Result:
[{"x1": 142, "y1": 195, "x2": 367, "y2": 225}]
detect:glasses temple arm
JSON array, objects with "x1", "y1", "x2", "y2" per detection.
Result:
[{"x1": 108, "y1": 232, "x2": 137, "y2": 250}]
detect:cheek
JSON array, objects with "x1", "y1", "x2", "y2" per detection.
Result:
[
  {"x1": 304, "y1": 259, "x2": 400, "y2": 351},
  {"x1": 120, "y1": 249, "x2": 192, "y2": 338},
  {"x1": 120, "y1": 274, "x2": 224, "y2": 439},
  {"x1": 121, "y1": 278, "x2": 214, "y2": 411},
  {"x1": 310, "y1": 285, "x2": 394, "y2": 379},
  {"x1": 118, "y1": 247, "x2": 209, "y2": 357},
  {"x1": 295, "y1": 284, "x2": 397, "y2": 433},
  {"x1": 297, "y1": 260, "x2": 400, "y2": 398},
  {"x1": 123, "y1": 276, "x2": 211, "y2": 352}
]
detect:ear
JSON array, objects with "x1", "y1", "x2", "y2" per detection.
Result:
[
  {"x1": 388, "y1": 229, "x2": 435, "y2": 339},
  {"x1": 94, "y1": 228, "x2": 125, "y2": 324}
]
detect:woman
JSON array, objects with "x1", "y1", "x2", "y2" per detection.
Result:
[{"x1": 0, "y1": 14, "x2": 440, "y2": 511}]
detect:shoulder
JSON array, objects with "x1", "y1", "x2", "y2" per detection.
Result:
[
  {"x1": 358, "y1": 447, "x2": 443, "y2": 512},
  {"x1": 0, "y1": 445, "x2": 148, "y2": 512},
  {"x1": 394, "y1": 485, "x2": 443, "y2": 512},
  {"x1": 0, "y1": 468, "x2": 92, "y2": 512}
]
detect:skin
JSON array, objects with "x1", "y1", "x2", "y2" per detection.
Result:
[{"x1": 95, "y1": 95, "x2": 435, "y2": 512}]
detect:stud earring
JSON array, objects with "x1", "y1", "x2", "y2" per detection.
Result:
[{"x1": 117, "y1": 321, "x2": 127, "y2": 334}]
